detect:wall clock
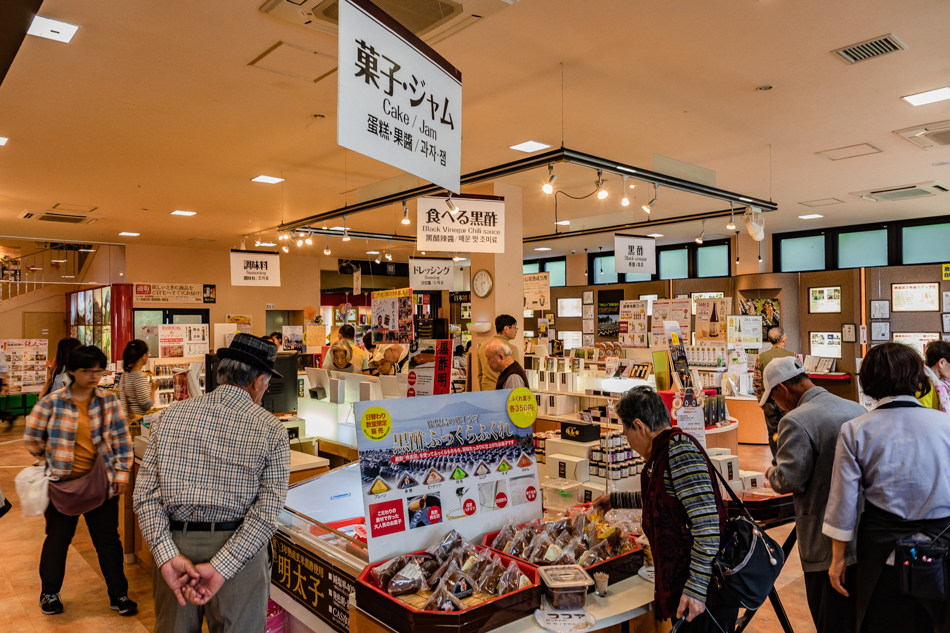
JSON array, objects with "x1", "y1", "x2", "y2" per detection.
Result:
[{"x1": 472, "y1": 269, "x2": 493, "y2": 298}]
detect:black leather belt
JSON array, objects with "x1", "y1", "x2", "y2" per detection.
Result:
[{"x1": 170, "y1": 520, "x2": 242, "y2": 532}]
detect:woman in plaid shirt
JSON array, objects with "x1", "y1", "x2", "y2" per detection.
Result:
[{"x1": 24, "y1": 345, "x2": 136, "y2": 617}]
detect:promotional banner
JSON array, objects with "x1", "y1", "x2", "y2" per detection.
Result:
[
  {"x1": 158, "y1": 324, "x2": 210, "y2": 358},
  {"x1": 226, "y1": 314, "x2": 252, "y2": 334},
  {"x1": 614, "y1": 233, "x2": 656, "y2": 275},
  {"x1": 409, "y1": 257, "x2": 454, "y2": 290},
  {"x1": 695, "y1": 298, "x2": 732, "y2": 342},
  {"x1": 0, "y1": 339, "x2": 48, "y2": 393},
  {"x1": 619, "y1": 300, "x2": 649, "y2": 348},
  {"x1": 651, "y1": 299, "x2": 690, "y2": 348},
  {"x1": 230, "y1": 250, "x2": 281, "y2": 287},
  {"x1": 133, "y1": 283, "x2": 203, "y2": 304},
  {"x1": 372, "y1": 287, "x2": 414, "y2": 344},
  {"x1": 597, "y1": 289, "x2": 624, "y2": 338},
  {"x1": 523, "y1": 272, "x2": 550, "y2": 310},
  {"x1": 355, "y1": 388, "x2": 542, "y2": 562},
  {"x1": 406, "y1": 339, "x2": 452, "y2": 397},
  {"x1": 416, "y1": 195, "x2": 504, "y2": 253},
  {"x1": 338, "y1": 0, "x2": 462, "y2": 193}
]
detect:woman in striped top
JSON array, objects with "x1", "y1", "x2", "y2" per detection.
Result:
[
  {"x1": 119, "y1": 340, "x2": 158, "y2": 417},
  {"x1": 602, "y1": 386, "x2": 734, "y2": 632}
]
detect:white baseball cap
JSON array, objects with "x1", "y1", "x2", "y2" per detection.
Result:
[{"x1": 759, "y1": 356, "x2": 807, "y2": 406}]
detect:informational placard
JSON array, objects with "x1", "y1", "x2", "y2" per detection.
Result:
[
  {"x1": 372, "y1": 287, "x2": 414, "y2": 344},
  {"x1": 650, "y1": 299, "x2": 690, "y2": 348},
  {"x1": 408, "y1": 257, "x2": 454, "y2": 290},
  {"x1": 0, "y1": 339, "x2": 48, "y2": 393},
  {"x1": 557, "y1": 298, "x2": 583, "y2": 318},
  {"x1": 690, "y1": 292, "x2": 724, "y2": 315},
  {"x1": 675, "y1": 403, "x2": 707, "y2": 449},
  {"x1": 449, "y1": 292, "x2": 470, "y2": 303},
  {"x1": 727, "y1": 315, "x2": 763, "y2": 347},
  {"x1": 355, "y1": 388, "x2": 542, "y2": 562},
  {"x1": 696, "y1": 298, "x2": 732, "y2": 342},
  {"x1": 893, "y1": 332, "x2": 939, "y2": 357},
  {"x1": 523, "y1": 272, "x2": 550, "y2": 311},
  {"x1": 416, "y1": 195, "x2": 504, "y2": 253},
  {"x1": 870, "y1": 321, "x2": 890, "y2": 342},
  {"x1": 614, "y1": 233, "x2": 656, "y2": 275},
  {"x1": 664, "y1": 321, "x2": 692, "y2": 390},
  {"x1": 619, "y1": 300, "x2": 649, "y2": 348},
  {"x1": 892, "y1": 283, "x2": 940, "y2": 312},
  {"x1": 133, "y1": 283, "x2": 203, "y2": 304},
  {"x1": 158, "y1": 324, "x2": 210, "y2": 358},
  {"x1": 944, "y1": 292, "x2": 950, "y2": 313},
  {"x1": 226, "y1": 314, "x2": 252, "y2": 334},
  {"x1": 739, "y1": 297, "x2": 781, "y2": 329},
  {"x1": 809, "y1": 286, "x2": 841, "y2": 313},
  {"x1": 230, "y1": 250, "x2": 280, "y2": 287},
  {"x1": 810, "y1": 332, "x2": 842, "y2": 359},
  {"x1": 282, "y1": 326, "x2": 304, "y2": 352},
  {"x1": 404, "y1": 339, "x2": 452, "y2": 397},
  {"x1": 338, "y1": 0, "x2": 461, "y2": 193},
  {"x1": 306, "y1": 325, "x2": 327, "y2": 353},
  {"x1": 558, "y1": 331, "x2": 583, "y2": 350},
  {"x1": 353, "y1": 268, "x2": 362, "y2": 295},
  {"x1": 271, "y1": 531, "x2": 355, "y2": 633}
]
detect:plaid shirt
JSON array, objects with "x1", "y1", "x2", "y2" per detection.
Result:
[
  {"x1": 24, "y1": 387, "x2": 132, "y2": 487},
  {"x1": 133, "y1": 385, "x2": 289, "y2": 579}
]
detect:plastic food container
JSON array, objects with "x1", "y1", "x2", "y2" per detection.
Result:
[
  {"x1": 540, "y1": 479, "x2": 583, "y2": 513},
  {"x1": 538, "y1": 565, "x2": 594, "y2": 610}
]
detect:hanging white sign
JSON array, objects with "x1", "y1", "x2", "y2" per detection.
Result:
[
  {"x1": 338, "y1": 0, "x2": 462, "y2": 193},
  {"x1": 416, "y1": 195, "x2": 505, "y2": 253},
  {"x1": 614, "y1": 234, "x2": 656, "y2": 275},
  {"x1": 523, "y1": 272, "x2": 550, "y2": 311},
  {"x1": 409, "y1": 257, "x2": 454, "y2": 290},
  {"x1": 230, "y1": 250, "x2": 281, "y2": 287}
]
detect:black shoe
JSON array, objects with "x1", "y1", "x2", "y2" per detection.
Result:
[
  {"x1": 110, "y1": 596, "x2": 137, "y2": 616},
  {"x1": 40, "y1": 593, "x2": 63, "y2": 615}
]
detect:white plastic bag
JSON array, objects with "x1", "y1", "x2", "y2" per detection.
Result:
[{"x1": 14, "y1": 464, "x2": 50, "y2": 517}]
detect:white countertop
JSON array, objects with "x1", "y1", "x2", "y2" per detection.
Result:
[{"x1": 289, "y1": 450, "x2": 329, "y2": 471}]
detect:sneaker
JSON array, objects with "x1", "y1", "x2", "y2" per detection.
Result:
[
  {"x1": 110, "y1": 596, "x2": 138, "y2": 616},
  {"x1": 40, "y1": 593, "x2": 63, "y2": 615}
]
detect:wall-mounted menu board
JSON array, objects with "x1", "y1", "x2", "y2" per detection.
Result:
[
  {"x1": 892, "y1": 283, "x2": 940, "y2": 312},
  {"x1": 809, "y1": 286, "x2": 841, "y2": 313},
  {"x1": 892, "y1": 332, "x2": 939, "y2": 357},
  {"x1": 557, "y1": 298, "x2": 583, "y2": 318},
  {"x1": 810, "y1": 331, "x2": 842, "y2": 359}
]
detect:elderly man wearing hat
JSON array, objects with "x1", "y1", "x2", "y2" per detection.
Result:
[
  {"x1": 761, "y1": 356, "x2": 865, "y2": 633},
  {"x1": 133, "y1": 334, "x2": 290, "y2": 632}
]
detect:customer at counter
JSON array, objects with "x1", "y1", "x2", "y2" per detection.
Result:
[
  {"x1": 919, "y1": 340, "x2": 950, "y2": 413},
  {"x1": 824, "y1": 343, "x2": 950, "y2": 633},
  {"x1": 475, "y1": 314, "x2": 520, "y2": 391},
  {"x1": 370, "y1": 344, "x2": 407, "y2": 375},
  {"x1": 753, "y1": 326, "x2": 795, "y2": 463},
  {"x1": 761, "y1": 357, "x2": 865, "y2": 633},
  {"x1": 321, "y1": 324, "x2": 367, "y2": 373},
  {"x1": 118, "y1": 339, "x2": 158, "y2": 419},
  {"x1": 596, "y1": 386, "x2": 735, "y2": 632},
  {"x1": 327, "y1": 339, "x2": 361, "y2": 374},
  {"x1": 485, "y1": 339, "x2": 528, "y2": 390},
  {"x1": 133, "y1": 334, "x2": 290, "y2": 632}
]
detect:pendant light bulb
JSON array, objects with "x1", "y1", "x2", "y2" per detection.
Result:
[
  {"x1": 695, "y1": 220, "x2": 705, "y2": 245},
  {"x1": 385, "y1": 239, "x2": 392, "y2": 261},
  {"x1": 296, "y1": 239, "x2": 304, "y2": 247},
  {"x1": 342, "y1": 216, "x2": 351, "y2": 241},
  {"x1": 446, "y1": 194, "x2": 459, "y2": 215},
  {"x1": 596, "y1": 170, "x2": 608, "y2": 199},
  {"x1": 323, "y1": 236, "x2": 331, "y2": 256},
  {"x1": 621, "y1": 177, "x2": 630, "y2": 207},
  {"x1": 401, "y1": 200, "x2": 410, "y2": 225},
  {"x1": 542, "y1": 163, "x2": 557, "y2": 194},
  {"x1": 726, "y1": 202, "x2": 736, "y2": 231}
]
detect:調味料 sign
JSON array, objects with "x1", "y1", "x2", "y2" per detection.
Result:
[{"x1": 230, "y1": 250, "x2": 281, "y2": 287}]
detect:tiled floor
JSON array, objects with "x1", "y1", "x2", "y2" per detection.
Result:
[{"x1": 0, "y1": 418, "x2": 813, "y2": 633}]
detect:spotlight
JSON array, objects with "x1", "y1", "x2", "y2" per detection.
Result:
[
  {"x1": 542, "y1": 163, "x2": 557, "y2": 194},
  {"x1": 446, "y1": 194, "x2": 459, "y2": 215},
  {"x1": 642, "y1": 184, "x2": 658, "y2": 214},
  {"x1": 375, "y1": 255, "x2": 381, "y2": 264},
  {"x1": 621, "y1": 177, "x2": 630, "y2": 207},
  {"x1": 342, "y1": 216, "x2": 351, "y2": 241},
  {"x1": 726, "y1": 202, "x2": 736, "y2": 231},
  {"x1": 401, "y1": 200, "x2": 410, "y2": 225},
  {"x1": 386, "y1": 240, "x2": 392, "y2": 261},
  {"x1": 282, "y1": 245, "x2": 289, "y2": 253},
  {"x1": 324, "y1": 236, "x2": 331, "y2": 255},
  {"x1": 596, "y1": 170, "x2": 608, "y2": 199},
  {"x1": 296, "y1": 239, "x2": 304, "y2": 247},
  {"x1": 305, "y1": 236, "x2": 312, "y2": 245},
  {"x1": 298, "y1": 231, "x2": 306, "y2": 238},
  {"x1": 695, "y1": 220, "x2": 705, "y2": 245}
]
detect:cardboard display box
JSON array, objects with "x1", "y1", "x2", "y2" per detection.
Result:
[{"x1": 546, "y1": 453, "x2": 590, "y2": 482}]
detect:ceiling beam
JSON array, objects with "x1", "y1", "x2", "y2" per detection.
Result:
[{"x1": 0, "y1": 0, "x2": 42, "y2": 87}]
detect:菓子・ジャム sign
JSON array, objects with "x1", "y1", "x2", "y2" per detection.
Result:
[
  {"x1": 409, "y1": 257, "x2": 454, "y2": 290},
  {"x1": 230, "y1": 250, "x2": 281, "y2": 287},
  {"x1": 416, "y1": 195, "x2": 505, "y2": 253},
  {"x1": 614, "y1": 233, "x2": 656, "y2": 275},
  {"x1": 338, "y1": 0, "x2": 461, "y2": 193}
]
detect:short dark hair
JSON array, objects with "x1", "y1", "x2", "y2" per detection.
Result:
[
  {"x1": 66, "y1": 345, "x2": 107, "y2": 373},
  {"x1": 339, "y1": 324, "x2": 356, "y2": 340},
  {"x1": 268, "y1": 332, "x2": 281, "y2": 341},
  {"x1": 617, "y1": 386, "x2": 671, "y2": 432},
  {"x1": 122, "y1": 339, "x2": 150, "y2": 372},
  {"x1": 860, "y1": 342, "x2": 931, "y2": 400},
  {"x1": 363, "y1": 332, "x2": 376, "y2": 349},
  {"x1": 925, "y1": 341, "x2": 950, "y2": 370},
  {"x1": 495, "y1": 314, "x2": 516, "y2": 333}
]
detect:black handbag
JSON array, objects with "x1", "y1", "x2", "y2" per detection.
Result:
[{"x1": 709, "y1": 464, "x2": 786, "y2": 610}]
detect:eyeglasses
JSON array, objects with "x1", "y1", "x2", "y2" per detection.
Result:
[{"x1": 76, "y1": 369, "x2": 106, "y2": 378}]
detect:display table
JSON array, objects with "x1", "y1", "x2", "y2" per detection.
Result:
[
  {"x1": 727, "y1": 396, "x2": 768, "y2": 445},
  {"x1": 705, "y1": 419, "x2": 739, "y2": 455}
]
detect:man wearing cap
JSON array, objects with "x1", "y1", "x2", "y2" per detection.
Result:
[
  {"x1": 134, "y1": 333, "x2": 290, "y2": 632},
  {"x1": 753, "y1": 326, "x2": 795, "y2": 462},
  {"x1": 761, "y1": 356, "x2": 865, "y2": 633}
]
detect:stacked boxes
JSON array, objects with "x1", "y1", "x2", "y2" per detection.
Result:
[{"x1": 708, "y1": 449, "x2": 765, "y2": 495}]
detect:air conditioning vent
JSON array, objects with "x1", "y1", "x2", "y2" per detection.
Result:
[
  {"x1": 895, "y1": 119, "x2": 950, "y2": 150},
  {"x1": 17, "y1": 210, "x2": 102, "y2": 224},
  {"x1": 851, "y1": 181, "x2": 950, "y2": 202},
  {"x1": 832, "y1": 33, "x2": 907, "y2": 64}
]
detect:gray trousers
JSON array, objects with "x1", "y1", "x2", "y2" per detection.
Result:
[{"x1": 153, "y1": 527, "x2": 271, "y2": 633}]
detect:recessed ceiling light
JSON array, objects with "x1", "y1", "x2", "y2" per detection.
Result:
[
  {"x1": 902, "y1": 87, "x2": 950, "y2": 107},
  {"x1": 119, "y1": 232, "x2": 140, "y2": 236},
  {"x1": 258, "y1": 241, "x2": 277, "y2": 247},
  {"x1": 534, "y1": 247, "x2": 552, "y2": 251},
  {"x1": 798, "y1": 214, "x2": 824, "y2": 220},
  {"x1": 509, "y1": 140, "x2": 551, "y2": 153},
  {"x1": 647, "y1": 233, "x2": 664, "y2": 238},
  {"x1": 0, "y1": 137, "x2": 8, "y2": 146},
  {"x1": 171, "y1": 210, "x2": 196, "y2": 216},
  {"x1": 27, "y1": 15, "x2": 80, "y2": 43},
  {"x1": 251, "y1": 175, "x2": 285, "y2": 184},
  {"x1": 366, "y1": 250, "x2": 380, "y2": 255},
  {"x1": 554, "y1": 220, "x2": 570, "y2": 226}
]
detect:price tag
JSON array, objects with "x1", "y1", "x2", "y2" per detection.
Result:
[{"x1": 534, "y1": 609, "x2": 596, "y2": 632}]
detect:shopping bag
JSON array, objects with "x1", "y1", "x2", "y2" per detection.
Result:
[{"x1": 14, "y1": 464, "x2": 50, "y2": 517}]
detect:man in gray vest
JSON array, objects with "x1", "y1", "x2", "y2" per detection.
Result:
[
  {"x1": 753, "y1": 326, "x2": 794, "y2": 462},
  {"x1": 762, "y1": 356, "x2": 865, "y2": 633}
]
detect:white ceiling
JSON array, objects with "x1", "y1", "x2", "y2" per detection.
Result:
[{"x1": 2, "y1": 0, "x2": 950, "y2": 264}]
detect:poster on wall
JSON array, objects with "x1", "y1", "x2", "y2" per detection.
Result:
[
  {"x1": 409, "y1": 258, "x2": 454, "y2": 290},
  {"x1": 691, "y1": 292, "x2": 724, "y2": 316},
  {"x1": 810, "y1": 332, "x2": 843, "y2": 359},
  {"x1": 597, "y1": 289, "x2": 624, "y2": 338},
  {"x1": 558, "y1": 331, "x2": 583, "y2": 350},
  {"x1": 158, "y1": 324, "x2": 210, "y2": 358},
  {"x1": 696, "y1": 298, "x2": 732, "y2": 342},
  {"x1": 739, "y1": 297, "x2": 781, "y2": 329},
  {"x1": 416, "y1": 196, "x2": 504, "y2": 253},
  {"x1": 619, "y1": 300, "x2": 649, "y2": 348},
  {"x1": 892, "y1": 283, "x2": 940, "y2": 312},
  {"x1": 282, "y1": 326, "x2": 304, "y2": 353},
  {"x1": 372, "y1": 287, "x2": 414, "y2": 344},
  {"x1": 0, "y1": 339, "x2": 48, "y2": 393},
  {"x1": 405, "y1": 339, "x2": 452, "y2": 397},
  {"x1": 614, "y1": 233, "x2": 656, "y2": 275},
  {"x1": 134, "y1": 283, "x2": 203, "y2": 304},
  {"x1": 203, "y1": 284, "x2": 216, "y2": 303},
  {"x1": 727, "y1": 315, "x2": 763, "y2": 347},
  {"x1": 226, "y1": 314, "x2": 252, "y2": 334},
  {"x1": 523, "y1": 272, "x2": 550, "y2": 310},
  {"x1": 338, "y1": 0, "x2": 462, "y2": 194},
  {"x1": 230, "y1": 250, "x2": 281, "y2": 287},
  {"x1": 893, "y1": 332, "x2": 940, "y2": 357},
  {"x1": 354, "y1": 388, "x2": 541, "y2": 562},
  {"x1": 809, "y1": 286, "x2": 841, "y2": 313},
  {"x1": 557, "y1": 298, "x2": 582, "y2": 318}
]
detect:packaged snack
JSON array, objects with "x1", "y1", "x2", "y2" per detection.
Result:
[
  {"x1": 422, "y1": 578, "x2": 465, "y2": 612},
  {"x1": 467, "y1": 548, "x2": 492, "y2": 580},
  {"x1": 577, "y1": 540, "x2": 609, "y2": 567},
  {"x1": 427, "y1": 549, "x2": 463, "y2": 589},
  {"x1": 525, "y1": 533, "x2": 554, "y2": 565},
  {"x1": 441, "y1": 561, "x2": 476, "y2": 599},
  {"x1": 476, "y1": 554, "x2": 506, "y2": 595},
  {"x1": 572, "y1": 513, "x2": 589, "y2": 537},
  {"x1": 491, "y1": 522, "x2": 516, "y2": 552},
  {"x1": 372, "y1": 555, "x2": 407, "y2": 588},
  {"x1": 538, "y1": 565, "x2": 594, "y2": 611},
  {"x1": 388, "y1": 561, "x2": 426, "y2": 596},
  {"x1": 496, "y1": 560, "x2": 521, "y2": 595},
  {"x1": 459, "y1": 544, "x2": 480, "y2": 574},
  {"x1": 434, "y1": 530, "x2": 464, "y2": 561},
  {"x1": 406, "y1": 552, "x2": 439, "y2": 578},
  {"x1": 506, "y1": 528, "x2": 532, "y2": 558}
]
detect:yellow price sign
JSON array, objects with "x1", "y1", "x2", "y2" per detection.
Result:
[
  {"x1": 360, "y1": 406, "x2": 392, "y2": 441},
  {"x1": 943, "y1": 263, "x2": 950, "y2": 281},
  {"x1": 506, "y1": 387, "x2": 537, "y2": 428}
]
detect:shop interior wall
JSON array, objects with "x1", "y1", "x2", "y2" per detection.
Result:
[
  {"x1": 734, "y1": 272, "x2": 801, "y2": 352},
  {"x1": 799, "y1": 269, "x2": 862, "y2": 401},
  {"x1": 125, "y1": 244, "x2": 322, "y2": 337},
  {"x1": 865, "y1": 264, "x2": 948, "y2": 345}
]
